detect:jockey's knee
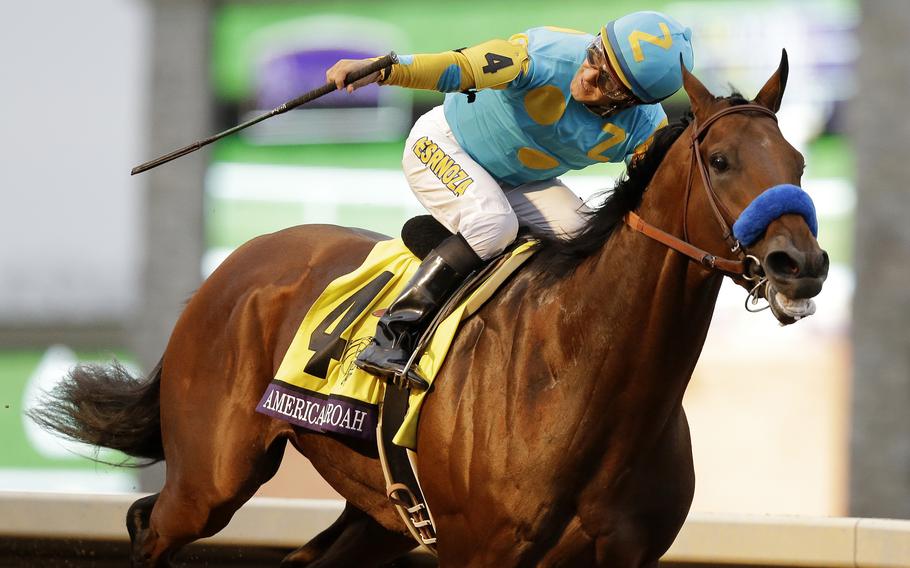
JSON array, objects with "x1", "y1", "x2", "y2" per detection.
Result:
[
  {"x1": 558, "y1": 208, "x2": 590, "y2": 240},
  {"x1": 463, "y1": 213, "x2": 519, "y2": 260}
]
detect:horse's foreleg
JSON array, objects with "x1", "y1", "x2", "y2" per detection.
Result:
[{"x1": 280, "y1": 501, "x2": 416, "y2": 567}]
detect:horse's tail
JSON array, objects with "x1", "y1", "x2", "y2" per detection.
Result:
[{"x1": 27, "y1": 358, "x2": 164, "y2": 466}]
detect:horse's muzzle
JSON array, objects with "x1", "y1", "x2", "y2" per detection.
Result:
[
  {"x1": 759, "y1": 239, "x2": 829, "y2": 325},
  {"x1": 763, "y1": 243, "x2": 829, "y2": 300}
]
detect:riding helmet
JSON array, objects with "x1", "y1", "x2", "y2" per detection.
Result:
[{"x1": 600, "y1": 11, "x2": 695, "y2": 103}]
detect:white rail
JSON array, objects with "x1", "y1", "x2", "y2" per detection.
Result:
[
  {"x1": 1, "y1": 492, "x2": 908, "y2": 567},
  {"x1": 665, "y1": 513, "x2": 910, "y2": 567}
]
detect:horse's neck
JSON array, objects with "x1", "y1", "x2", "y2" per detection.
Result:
[
  {"x1": 582, "y1": 222, "x2": 722, "y2": 387},
  {"x1": 552, "y1": 164, "x2": 724, "y2": 439}
]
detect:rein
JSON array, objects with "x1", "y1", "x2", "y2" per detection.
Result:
[{"x1": 624, "y1": 103, "x2": 777, "y2": 279}]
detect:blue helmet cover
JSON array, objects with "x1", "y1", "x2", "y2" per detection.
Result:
[{"x1": 603, "y1": 11, "x2": 694, "y2": 103}]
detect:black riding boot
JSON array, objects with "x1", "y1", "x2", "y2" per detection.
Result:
[{"x1": 355, "y1": 233, "x2": 483, "y2": 389}]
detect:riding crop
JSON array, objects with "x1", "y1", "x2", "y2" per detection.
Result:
[{"x1": 131, "y1": 52, "x2": 399, "y2": 175}]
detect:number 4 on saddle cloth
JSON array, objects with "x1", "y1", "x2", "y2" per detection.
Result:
[{"x1": 255, "y1": 220, "x2": 538, "y2": 450}]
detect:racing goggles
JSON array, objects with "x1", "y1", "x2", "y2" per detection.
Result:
[{"x1": 585, "y1": 38, "x2": 639, "y2": 107}]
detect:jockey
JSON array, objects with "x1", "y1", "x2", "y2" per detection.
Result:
[{"x1": 326, "y1": 11, "x2": 694, "y2": 389}]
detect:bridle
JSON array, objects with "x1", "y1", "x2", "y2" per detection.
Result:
[{"x1": 624, "y1": 103, "x2": 778, "y2": 281}]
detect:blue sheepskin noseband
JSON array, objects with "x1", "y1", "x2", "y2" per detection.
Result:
[{"x1": 732, "y1": 184, "x2": 818, "y2": 247}]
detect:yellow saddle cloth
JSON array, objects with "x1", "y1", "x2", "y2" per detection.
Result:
[{"x1": 256, "y1": 238, "x2": 538, "y2": 449}]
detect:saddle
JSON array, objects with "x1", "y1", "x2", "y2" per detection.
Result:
[{"x1": 400, "y1": 215, "x2": 455, "y2": 260}]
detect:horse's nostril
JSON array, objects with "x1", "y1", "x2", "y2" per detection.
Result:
[{"x1": 766, "y1": 250, "x2": 800, "y2": 277}]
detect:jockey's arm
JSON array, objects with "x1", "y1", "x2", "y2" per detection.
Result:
[{"x1": 326, "y1": 35, "x2": 530, "y2": 93}]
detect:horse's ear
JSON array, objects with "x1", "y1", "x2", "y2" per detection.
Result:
[
  {"x1": 681, "y1": 58, "x2": 713, "y2": 120},
  {"x1": 753, "y1": 49, "x2": 789, "y2": 113}
]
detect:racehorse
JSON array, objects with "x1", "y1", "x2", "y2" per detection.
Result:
[{"x1": 32, "y1": 54, "x2": 827, "y2": 567}]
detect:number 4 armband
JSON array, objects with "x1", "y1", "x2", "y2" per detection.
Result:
[{"x1": 456, "y1": 38, "x2": 528, "y2": 89}]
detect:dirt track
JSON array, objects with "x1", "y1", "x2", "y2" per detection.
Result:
[
  {"x1": 0, "y1": 538, "x2": 731, "y2": 567},
  {"x1": 0, "y1": 538, "x2": 439, "y2": 567}
]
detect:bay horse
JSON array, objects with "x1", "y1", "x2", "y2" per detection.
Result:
[{"x1": 32, "y1": 54, "x2": 828, "y2": 567}]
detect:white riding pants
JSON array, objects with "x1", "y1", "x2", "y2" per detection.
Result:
[{"x1": 402, "y1": 106, "x2": 591, "y2": 260}]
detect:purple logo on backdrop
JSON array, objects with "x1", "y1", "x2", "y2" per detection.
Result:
[
  {"x1": 256, "y1": 381, "x2": 377, "y2": 441},
  {"x1": 257, "y1": 48, "x2": 381, "y2": 109},
  {"x1": 234, "y1": 16, "x2": 411, "y2": 144}
]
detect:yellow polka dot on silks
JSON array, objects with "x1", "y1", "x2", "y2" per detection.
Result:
[
  {"x1": 524, "y1": 86, "x2": 566, "y2": 126},
  {"x1": 517, "y1": 147, "x2": 560, "y2": 170}
]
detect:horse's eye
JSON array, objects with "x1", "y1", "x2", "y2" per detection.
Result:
[{"x1": 710, "y1": 153, "x2": 729, "y2": 172}]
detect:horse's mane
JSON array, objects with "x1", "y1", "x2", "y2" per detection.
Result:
[{"x1": 531, "y1": 93, "x2": 751, "y2": 280}]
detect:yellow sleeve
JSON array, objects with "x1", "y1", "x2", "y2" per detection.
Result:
[{"x1": 381, "y1": 34, "x2": 529, "y2": 92}]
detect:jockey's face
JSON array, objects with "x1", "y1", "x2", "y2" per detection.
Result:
[{"x1": 571, "y1": 38, "x2": 641, "y2": 116}]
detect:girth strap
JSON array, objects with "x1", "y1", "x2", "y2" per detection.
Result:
[{"x1": 377, "y1": 386, "x2": 438, "y2": 551}]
